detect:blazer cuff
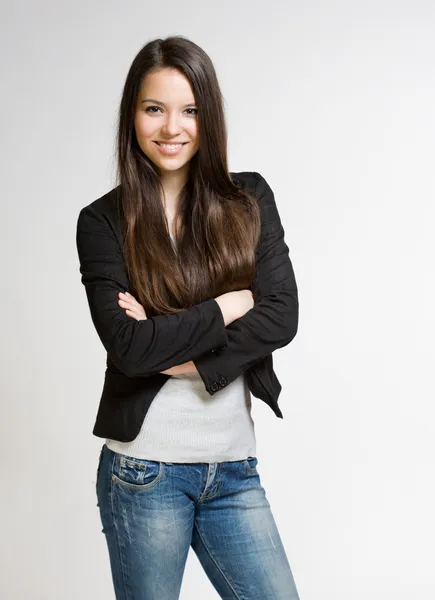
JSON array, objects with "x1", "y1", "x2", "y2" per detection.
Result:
[
  {"x1": 193, "y1": 348, "x2": 240, "y2": 395},
  {"x1": 203, "y1": 298, "x2": 229, "y2": 356}
]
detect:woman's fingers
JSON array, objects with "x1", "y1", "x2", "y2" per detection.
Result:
[
  {"x1": 118, "y1": 292, "x2": 147, "y2": 320},
  {"x1": 119, "y1": 291, "x2": 137, "y2": 304},
  {"x1": 118, "y1": 292, "x2": 137, "y2": 307}
]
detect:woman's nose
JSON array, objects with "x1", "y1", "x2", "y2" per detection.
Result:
[{"x1": 161, "y1": 112, "x2": 182, "y2": 135}]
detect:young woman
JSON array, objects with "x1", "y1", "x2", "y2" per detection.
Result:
[{"x1": 76, "y1": 35, "x2": 300, "y2": 599}]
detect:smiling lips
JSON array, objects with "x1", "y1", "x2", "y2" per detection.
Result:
[{"x1": 153, "y1": 141, "x2": 188, "y2": 155}]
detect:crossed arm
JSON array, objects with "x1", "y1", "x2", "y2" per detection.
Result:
[
  {"x1": 116, "y1": 290, "x2": 199, "y2": 375},
  {"x1": 114, "y1": 171, "x2": 298, "y2": 388},
  {"x1": 76, "y1": 171, "x2": 298, "y2": 388}
]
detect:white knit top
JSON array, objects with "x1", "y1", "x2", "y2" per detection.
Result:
[{"x1": 105, "y1": 233, "x2": 257, "y2": 463}]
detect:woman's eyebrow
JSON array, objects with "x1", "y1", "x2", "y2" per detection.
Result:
[{"x1": 141, "y1": 98, "x2": 196, "y2": 108}]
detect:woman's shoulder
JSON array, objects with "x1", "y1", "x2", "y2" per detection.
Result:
[
  {"x1": 230, "y1": 171, "x2": 270, "y2": 196},
  {"x1": 76, "y1": 185, "x2": 123, "y2": 246},
  {"x1": 230, "y1": 170, "x2": 257, "y2": 189},
  {"x1": 77, "y1": 185, "x2": 121, "y2": 220}
]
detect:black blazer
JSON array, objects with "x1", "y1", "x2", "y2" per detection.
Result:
[{"x1": 76, "y1": 171, "x2": 298, "y2": 442}]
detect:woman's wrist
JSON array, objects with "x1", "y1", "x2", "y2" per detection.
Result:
[
  {"x1": 179, "y1": 360, "x2": 198, "y2": 374},
  {"x1": 214, "y1": 293, "x2": 238, "y2": 326}
]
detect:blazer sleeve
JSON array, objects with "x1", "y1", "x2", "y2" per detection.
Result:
[
  {"x1": 193, "y1": 171, "x2": 299, "y2": 394},
  {"x1": 76, "y1": 203, "x2": 228, "y2": 377}
]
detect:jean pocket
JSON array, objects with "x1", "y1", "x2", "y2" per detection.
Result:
[
  {"x1": 244, "y1": 456, "x2": 258, "y2": 475},
  {"x1": 112, "y1": 454, "x2": 164, "y2": 491}
]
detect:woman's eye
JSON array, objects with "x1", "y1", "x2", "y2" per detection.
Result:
[{"x1": 144, "y1": 106, "x2": 197, "y2": 115}]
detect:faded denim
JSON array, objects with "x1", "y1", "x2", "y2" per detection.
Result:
[{"x1": 96, "y1": 443, "x2": 300, "y2": 599}]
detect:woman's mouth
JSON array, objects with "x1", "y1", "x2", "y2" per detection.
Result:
[{"x1": 153, "y1": 141, "x2": 188, "y2": 155}]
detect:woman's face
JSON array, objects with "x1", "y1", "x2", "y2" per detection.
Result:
[{"x1": 134, "y1": 68, "x2": 200, "y2": 174}]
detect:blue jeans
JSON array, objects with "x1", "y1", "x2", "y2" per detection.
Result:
[{"x1": 96, "y1": 443, "x2": 300, "y2": 599}]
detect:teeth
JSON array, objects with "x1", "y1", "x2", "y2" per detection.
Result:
[{"x1": 158, "y1": 143, "x2": 183, "y2": 149}]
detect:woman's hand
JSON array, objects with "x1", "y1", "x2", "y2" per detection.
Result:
[
  {"x1": 160, "y1": 361, "x2": 198, "y2": 376},
  {"x1": 118, "y1": 291, "x2": 147, "y2": 321},
  {"x1": 118, "y1": 291, "x2": 197, "y2": 375}
]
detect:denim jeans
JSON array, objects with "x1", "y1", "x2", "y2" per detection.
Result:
[{"x1": 96, "y1": 443, "x2": 300, "y2": 599}]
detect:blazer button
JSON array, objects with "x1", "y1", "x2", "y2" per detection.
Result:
[
  {"x1": 210, "y1": 382, "x2": 219, "y2": 392},
  {"x1": 219, "y1": 377, "x2": 227, "y2": 387}
]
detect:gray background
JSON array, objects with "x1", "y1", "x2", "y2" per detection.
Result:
[{"x1": 1, "y1": 1, "x2": 434, "y2": 598}]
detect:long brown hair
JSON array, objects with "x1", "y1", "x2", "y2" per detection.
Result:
[{"x1": 115, "y1": 35, "x2": 261, "y2": 317}]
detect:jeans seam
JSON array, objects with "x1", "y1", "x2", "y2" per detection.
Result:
[
  {"x1": 197, "y1": 479, "x2": 222, "y2": 503},
  {"x1": 110, "y1": 450, "x2": 131, "y2": 600},
  {"x1": 193, "y1": 522, "x2": 242, "y2": 600}
]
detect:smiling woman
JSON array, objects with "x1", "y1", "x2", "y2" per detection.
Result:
[
  {"x1": 113, "y1": 48, "x2": 262, "y2": 320},
  {"x1": 134, "y1": 69, "x2": 200, "y2": 167},
  {"x1": 76, "y1": 34, "x2": 300, "y2": 600}
]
